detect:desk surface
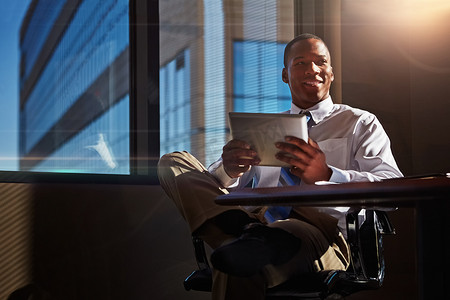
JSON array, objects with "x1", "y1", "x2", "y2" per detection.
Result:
[{"x1": 215, "y1": 176, "x2": 450, "y2": 207}]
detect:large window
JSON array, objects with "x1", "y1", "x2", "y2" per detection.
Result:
[
  {"x1": 1, "y1": 0, "x2": 130, "y2": 175},
  {"x1": 2, "y1": 0, "x2": 449, "y2": 181},
  {"x1": 20, "y1": 0, "x2": 130, "y2": 174},
  {"x1": 2, "y1": 0, "x2": 295, "y2": 178},
  {"x1": 159, "y1": 0, "x2": 294, "y2": 167}
]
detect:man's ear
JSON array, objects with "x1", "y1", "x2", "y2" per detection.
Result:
[
  {"x1": 330, "y1": 66, "x2": 335, "y2": 82},
  {"x1": 282, "y1": 68, "x2": 289, "y2": 83}
]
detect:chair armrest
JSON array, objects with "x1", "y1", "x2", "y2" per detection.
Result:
[
  {"x1": 192, "y1": 236, "x2": 211, "y2": 270},
  {"x1": 184, "y1": 236, "x2": 213, "y2": 292},
  {"x1": 184, "y1": 269, "x2": 212, "y2": 292}
]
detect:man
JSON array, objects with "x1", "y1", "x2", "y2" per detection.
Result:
[{"x1": 158, "y1": 33, "x2": 402, "y2": 299}]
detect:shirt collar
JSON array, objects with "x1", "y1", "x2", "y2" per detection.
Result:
[{"x1": 289, "y1": 96, "x2": 334, "y2": 125}]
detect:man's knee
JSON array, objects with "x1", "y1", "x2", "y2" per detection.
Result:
[
  {"x1": 157, "y1": 151, "x2": 217, "y2": 203},
  {"x1": 158, "y1": 151, "x2": 189, "y2": 167},
  {"x1": 158, "y1": 151, "x2": 206, "y2": 174}
]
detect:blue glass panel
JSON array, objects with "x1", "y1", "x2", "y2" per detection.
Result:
[
  {"x1": 19, "y1": 0, "x2": 130, "y2": 174},
  {"x1": 160, "y1": 49, "x2": 191, "y2": 158},
  {"x1": 36, "y1": 96, "x2": 130, "y2": 174},
  {"x1": 233, "y1": 40, "x2": 291, "y2": 114},
  {"x1": 23, "y1": 0, "x2": 129, "y2": 154},
  {"x1": 20, "y1": 0, "x2": 67, "y2": 82}
]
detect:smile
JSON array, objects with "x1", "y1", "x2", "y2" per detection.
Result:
[{"x1": 303, "y1": 81, "x2": 322, "y2": 87}]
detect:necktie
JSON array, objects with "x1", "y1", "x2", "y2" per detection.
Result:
[
  {"x1": 302, "y1": 110, "x2": 313, "y2": 127},
  {"x1": 264, "y1": 111, "x2": 312, "y2": 223},
  {"x1": 264, "y1": 168, "x2": 299, "y2": 223},
  {"x1": 279, "y1": 166, "x2": 301, "y2": 186}
]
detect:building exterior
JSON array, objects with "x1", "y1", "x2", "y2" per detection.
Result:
[
  {"x1": 19, "y1": 0, "x2": 130, "y2": 174},
  {"x1": 19, "y1": 0, "x2": 294, "y2": 174},
  {"x1": 160, "y1": 0, "x2": 294, "y2": 166}
]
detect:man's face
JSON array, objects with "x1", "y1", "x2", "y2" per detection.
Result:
[{"x1": 282, "y1": 38, "x2": 334, "y2": 109}]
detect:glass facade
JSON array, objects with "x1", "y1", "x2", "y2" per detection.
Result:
[
  {"x1": 16, "y1": 0, "x2": 294, "y2": 174},
  {"x1": 35, "y1": 97, "x2": 129, "y2": 173},
  {"x1": 19, "y1": 0, "x2": 130, "y2": 174},
  {"x1": 2, "y1": 0, "x2": 447, "y2": 179},
  {"x1": 160, "y1": 50, "x2": 191, "y2": 156},
  {"x1": 203, "y1": 0, "x2": 227, "y2": 166},
  {"x1": 233, "y1": 40, "x2": 291, "y2": 113},
  {"x1": 159, "y1": 0, "x2": 294, "y2": 167}
]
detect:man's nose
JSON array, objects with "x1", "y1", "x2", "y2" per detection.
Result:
[{"x1": 305, "y1": 62, "x2": 320, "y2": 74}]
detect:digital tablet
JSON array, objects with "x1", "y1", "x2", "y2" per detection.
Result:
[{"x1": 228, "y1": 112, "x2": 308, "y2": 167}]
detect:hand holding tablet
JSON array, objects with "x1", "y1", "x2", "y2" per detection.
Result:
[{"x1": 229, "y1": 112, "x2": 308, "y2": 167}]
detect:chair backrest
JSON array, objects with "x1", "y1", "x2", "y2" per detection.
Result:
[{"x1": 344, "y1": 209, "x2": 395, "y2": 291}]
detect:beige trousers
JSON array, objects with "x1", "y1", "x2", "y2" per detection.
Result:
[{"x1": 157, "y1": 151, "x2": 350, "y2": 300}]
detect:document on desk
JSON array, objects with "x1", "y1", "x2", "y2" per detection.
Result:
[{"x1": 229, "y1": 112, "x2": 308, "y2": 167}]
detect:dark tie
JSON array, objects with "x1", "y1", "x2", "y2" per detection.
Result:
[
  {"x1": 302, "y1": 110, "x2": 313, "y2": 127},
  {"x1": 264, "y1": 168, "x2": 299, "y2": 222},
  {"x1": 279, "y1": 167, "x2": 301, "y2": 186}
]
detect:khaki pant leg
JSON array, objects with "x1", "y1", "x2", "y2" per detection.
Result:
[
  {"x1": 159, "y1": 151, "x2": 266, "y2": 298},
  {"x1": 157, "y1": 151, "x2": 233, "y2": 232},
  {"x1": 263, "y1": 219, "x2": 350, "y2": 288},
  {"x1": 157, "y1": 151, "x2": 256, "y2": 247}
]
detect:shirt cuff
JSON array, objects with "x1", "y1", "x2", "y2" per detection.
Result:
[
  {"x1": 210, "y1": 161, "x2": 238, "y2": 188},
  {"x1": 328, "y1": 166, "x2": 351, "y2": 183}
]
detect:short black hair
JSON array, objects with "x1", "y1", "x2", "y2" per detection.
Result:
[{"x1": 283, "y1": 33, "x2": 328, "y2": 67}]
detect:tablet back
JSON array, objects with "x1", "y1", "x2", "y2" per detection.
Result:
[{"x1": 228, "y1": 112, "x2": 308, "y2": 166}]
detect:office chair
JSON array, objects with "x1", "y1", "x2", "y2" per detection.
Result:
[{"x1": 184, "y1": 208, "x2": 395, "y2": 299}]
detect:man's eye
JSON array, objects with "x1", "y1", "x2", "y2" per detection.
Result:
[{"x1": 317, "y1": 60, "x2": 327, "y2": 66}]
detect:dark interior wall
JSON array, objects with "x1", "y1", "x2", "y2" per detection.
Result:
[
  {"x1": 2, "y1": 181, "x2": 417, "y2": 300},
  {"x1": 31, "y1": 183, "x2": 210, "y2": 300},
  {"x1": 2, "y1": 182, "x2": 208, "y2": 300},
  {"x1": 407, "y1": 10, "x2": 450, "y2": 175},
  {"x1": 340, "y1": 0, "x2": 450, "y2": 176}
]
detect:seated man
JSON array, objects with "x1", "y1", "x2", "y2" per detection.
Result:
[{"x1": 158, "y1": 33, "x2": 403, "y2": 300}]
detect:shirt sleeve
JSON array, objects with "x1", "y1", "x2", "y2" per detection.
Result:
[
  {"x1": 208, "y1": 158, "x2": 239, "y2": 187},
  {"x1": 208, "y1": 158, "x2": 258, "y2": 188},
  {"x1": 328, "y1": 114, "x2": 403, "y2": 183}
]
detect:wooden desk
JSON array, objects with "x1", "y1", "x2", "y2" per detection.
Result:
[
  {"x1": 216, "y1": 176, "x2": 450, "y2": 300},
  {"x1": 216, "y1": 176, "x2": 450, "y2": 207}
]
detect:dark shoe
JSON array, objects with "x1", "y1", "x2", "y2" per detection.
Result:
[
  {"x1": 213, "y1": 209, "x2": 260, "y2": 236},
  {"x1": 210, "y1": 223, "x2": 301, "y2": 277}
]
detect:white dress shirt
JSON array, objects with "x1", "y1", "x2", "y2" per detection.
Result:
[{"x1": 208, "y1": 97, "x2": 403, "y2": 233}]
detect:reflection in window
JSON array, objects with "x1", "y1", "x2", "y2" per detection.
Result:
[
  {"x1": 233, "y1": 40, "x2": 291, "y2": 113},
  {"x1": 159, "y1": 0, "x2": 294, "y2": 167},
  {"x1": 19, "y1": 0, "x2": 129, "y2": 174},
  {"x1": 203, "y1": 0, "x2": 226, "y2": 166},
  {"x1": 36, "y1": 97, "x2": 129, "y2": 173},
  {"x1": 159, "y1": 0, "x2": 293, "y2": 165},
  {"x1": 160, "y1": 50, "x2": 191, "y2": 156}
]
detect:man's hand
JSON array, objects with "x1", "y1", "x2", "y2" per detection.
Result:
[
  {"x1": 275, "y1": 136, "x2": 332, "y2": 184},
  {"x1": 222, "y1": 139, "x2": 261, "y2": 178}
]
